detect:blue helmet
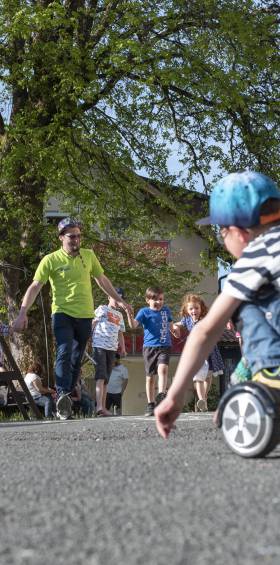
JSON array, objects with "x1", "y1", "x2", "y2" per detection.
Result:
[{"x1": 197, "y1": 171, "x2": 280, "y2": 228}]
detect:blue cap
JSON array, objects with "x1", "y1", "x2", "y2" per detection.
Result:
[
  {"x1": 197, "y1": 171, "x2": 280, "y2": 228},
  {"x1": 115, "y1": 287, "x2": 125, "y2": 299},
  {"x1": 58, "y1": 217, "x2": 82, "y2": 234}
]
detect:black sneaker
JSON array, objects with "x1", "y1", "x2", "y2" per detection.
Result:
[
  {"x1": 145, "y1": 402, "x2": 155, "y2": 417},
  {"x1": 56, "y1": 393, "x2": 72, "y2": 420},
  {"x1": 155, "y1": 392, "x2": 167, "y2": 406}
]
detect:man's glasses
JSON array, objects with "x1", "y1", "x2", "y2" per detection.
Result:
[
  {"x1": 63, "y1": 233, "x2": 81, "y2": 240},
  {"x1": 216, "y1": 227, "x2": 228, "y2": 246}
]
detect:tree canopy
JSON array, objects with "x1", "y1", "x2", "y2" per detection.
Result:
[{"x1": 0, "y1": 0, "x2": 279, "y2": 365}]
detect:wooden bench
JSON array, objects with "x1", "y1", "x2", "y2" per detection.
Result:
[{"x1": 0, "y1": 336, "x2": 42, "y2": 420}]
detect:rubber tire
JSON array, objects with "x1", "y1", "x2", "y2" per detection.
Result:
[{"x1": 221, "y1": 390, "x2": 280, "y2": 458}]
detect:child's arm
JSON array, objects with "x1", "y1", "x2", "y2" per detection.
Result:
[
  {"x1": 155, "y1": 292, "x2": 241, "y2": 438},
  {"x1": 126, "y1": 308, "x2": 140, "y2": 330},
  {"x1": 118, "y1": 330, "x2": 126, "y2": 356},
  {"x1": 170, "y1": 321, "x2": 182, "y2": 339},
  {"x1": 32, "y1": 378, "x2": 55, "y2": 395}
]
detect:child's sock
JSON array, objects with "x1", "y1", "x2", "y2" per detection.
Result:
[
  {"x1": 230, "y1": 357, "x2": 252, "y2": 385},
  {"x1": 253, "y1": 366, "x2": 280, "y2": 389}
]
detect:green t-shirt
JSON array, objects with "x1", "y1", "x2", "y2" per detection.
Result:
[{"x1": 34, "y1": 248, "x2": 104, "y2": 317}]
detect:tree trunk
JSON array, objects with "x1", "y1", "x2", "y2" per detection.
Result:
[
  {"x1": 3, "y1": 266, "x2": 54, "y2": 387},
  {"x1": 0, "y1": 172, "x2": 55, "y2": 386}
]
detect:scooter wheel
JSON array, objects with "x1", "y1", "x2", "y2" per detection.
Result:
[{"x1": 222, "y1": 389, "x2": 280, "y2": 458}]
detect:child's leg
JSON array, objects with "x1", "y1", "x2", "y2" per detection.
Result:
[
  {"x1": 194, "y1": 380, "x2": 207, "y2": 412},
  {"x1": 102, "y1": 382, "x2": 108, "y2": 411},
  {"x1": 155, "y1": 349, "x2": 170, "y2": 406},
  {"x1": 204, "y1": 374, "x2": 212, "y2": 409},
  {"x1": 99, "y1": 351, "x2": 115, "y2": 414},
  {"x1": 205, "y1": 373, "x2": 212, "y2": 396},
  {"x1": 146, "y1": 375, "x2": 156, "y2": 403},
  {"x1": 235, "y1": 295, "x2": 280, "y2": 378},
  {"x1": 96, "y1": 379, "x2": 106, "y2": 412},
  {"x1": 96, "y1": 380, "x2": 111, "y2": 415},
  {"x1": 157, "y1": 363, "x2": 168, "y2": 393},
  {"x1": 195, "y1": 381, "x2": 206, "y2": 401}
]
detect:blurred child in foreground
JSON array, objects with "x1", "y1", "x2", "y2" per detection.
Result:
[{"x1": 155, "y1": 171, "x2": 280, "y2": 438}]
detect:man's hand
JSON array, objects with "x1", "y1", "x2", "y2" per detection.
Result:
[
  {"x1": 155, "y1": 395, "x2": 183, "y2": 439},
  {"x1": 12, "y1": 312, "x2": 29, "y2": 332}
]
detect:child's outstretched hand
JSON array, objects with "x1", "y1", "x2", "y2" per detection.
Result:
[{"x1": 155, "y1": 395, "x2": 183, "y2": 439}]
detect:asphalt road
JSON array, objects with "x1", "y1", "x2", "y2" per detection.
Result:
[{"x1": 0, "y1": 413, "x2": 279, "y2": 565}]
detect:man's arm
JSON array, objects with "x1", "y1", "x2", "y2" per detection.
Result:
[
  {"x1": 155, "y1": 292, "x2": 241, "y2": 439},
  {"x1": 94, "y1": 274, "x2": 132, "y2": 314},
  {"x1": 13, "y1": 280, "x2": 44, "y2": 332}
]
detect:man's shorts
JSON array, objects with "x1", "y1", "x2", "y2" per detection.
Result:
[
  {"x1": 93, "y1": 348, "x2": 116, "y2": 383},
  {"x1": 143, "y1": 346, "x2": 171, "y2": 377}
]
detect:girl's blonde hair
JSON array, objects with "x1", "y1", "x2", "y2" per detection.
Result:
[{"x1": 180, "y1": 293, "x2": 208, "y2": 319}]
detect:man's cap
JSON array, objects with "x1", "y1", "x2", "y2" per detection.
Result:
[
  {"x1": 58, "y1": 217, "x2": 82, "y2": 234},
  {"x1": 115, "y1": 287, "x2": 125, "y2": 299},
  {"x1": 197, "y1": 171, "x2": 280, "y2": 228}
]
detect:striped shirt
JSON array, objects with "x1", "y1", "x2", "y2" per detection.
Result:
[{"x1": 223, "y1": 224, "x2": 280, "y2": 302}]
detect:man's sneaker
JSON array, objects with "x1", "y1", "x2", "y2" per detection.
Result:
[
  {"x1": 230, "y1": 357, "x2": 252, "y2": 385},
  {"x1": 196, "y1": 399, "x2": 207, "y2": 412},
  {"x1": 145, "y1": 402, "x2": 155, "y2": 417},
  {"x1": 253, "y1": 366, "x2": 280, "y2": 389},
  {"x1": 56, "y1": 393, "x2": 72, "y2": 420},
  {"x1": 155, "y1": 392, "x2": 167, "y2": 406}
]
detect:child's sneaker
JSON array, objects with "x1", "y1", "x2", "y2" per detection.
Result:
[
  {"x1": 196, "y1": 399, "x2": 207, "y2": 412},
  {"x1": 155, "y1": 392, "x2": 167, "y2": 406},
  {"x1": 145, "y1": 402, "x2": 155, "y2": 416},
  {"x1": 56, "y1": 393, "x2": 72, "y2": 420},
  {"x1": 253, "y1": 366, "x2": 280, "y2": 389},
  {"x1": 230, "y1": 357, "x2": 252, "y2": 385}
]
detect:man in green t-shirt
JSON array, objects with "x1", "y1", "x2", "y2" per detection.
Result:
[{"x1": 13, "y1": 217, "x2": 130, "y2": 419}]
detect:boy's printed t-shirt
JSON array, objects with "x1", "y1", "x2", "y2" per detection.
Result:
[
  {"x1": 34, "y1": 248, "x2": 104, "y2": 318},
  {"x1": 135, "y1": 306, "x2": 172, "y2": 347},
  {"x1": 107, "y1": 364, "x2": 129, "y2": 394},
  {"x1": 92, "y1": 305, "x2": 125, "y2": 350},
  {"x1": 223, "y1": 225, "x2": 280, "y2": 302}
]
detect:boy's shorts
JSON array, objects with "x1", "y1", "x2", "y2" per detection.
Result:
[
  {"x1": 143, "y1": 346, "x2": 171, "y2": 377},
  {"x1": 93, "y1": 348, "x2": 116, "y2": 383}
]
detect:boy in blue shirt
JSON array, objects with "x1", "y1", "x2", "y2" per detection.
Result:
[{"x1": 127, "y1": 286, "x2": 178, "y2": 416}]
